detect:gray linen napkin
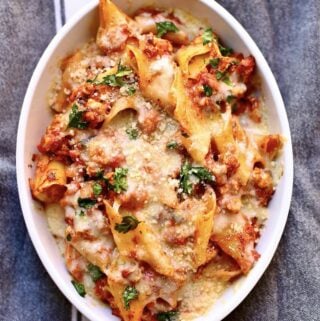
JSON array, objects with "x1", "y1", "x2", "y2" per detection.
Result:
[
  {"x1": 0, "y1": 0, "x2": 71, "y2": 320},
  {"x1": 0, "y1": 0, "x2": 319, "y2": 321}
]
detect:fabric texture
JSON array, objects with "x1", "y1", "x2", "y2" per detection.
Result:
[
  {"x1": 0, "y1": 0, "x2": 319, "y2": 320},
  {"x1": 0, "y1": 1, "x2": 71, "y2": 321}
]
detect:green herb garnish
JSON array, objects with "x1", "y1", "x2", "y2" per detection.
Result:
[
  {"x1": 101, "y1": 74, "x2": 121, "y2": 86},
  {"x1": 78, "y1": 210, "x2": 85, "y2": 217},
  {"x1": 71, "y1": 280, "x2": 86, "y2": 297},
  {"x1": 179, "y1": 162, "x2": 193, "y2": 195},
  {"x1": 215, "y1": 71, "x2": 233, "y2": 86},
  {"x1": 86, "y1": 74, "x2": 98, "y2": 84},
  {"x1": 219, "y1": 44, "x2": 233, "y2": 56},
  {"x1": 126, "y1": 127, "x2": 139, "y2": 140},
  {"x1": 78, "y1": 197, "x2": 97, "y2": 209},
  {"x1": 179, "y1": 162, "x2": 214, "y2": 195},
  {"x1": 127, "y1": 87, "x2": 136, "y2": 96},
  {"x1": 202, "y1": 28, "x2": 214, "y2": 45},
  {"x1": 156, "y1": 21, "x2": 179, "y2": 38},
  {"x1": 209, "y1": 58, "x2": 220, "y2": 68},
  {"x1": 203, "y1": 84, "x2": 213, "y2": 97},
  {"x1": 123, "y1": 285, "x2": 139, "y2": 310},
  {"x1": 116, "y1": 63, "x2": 133, "y2": 77},
  {"x1": 87, "y1": 62, "x2": 132, "y2": 87},
  {"x1": 226, "y1": 95, "x2": 235, "y2": 104},
  {"x1": 68, "y1": 104, "x2": 88, "y2": 129},
  {"x1": 112, "y1": 168, "x2": 128, "y2": 193},
  {"x1": 215, "y1": 71, "x2": 224, "y2": 80},
  {"x1": 191, "y1": 166, "x2": 214, "y2": 181},
  {"x1": 115, "y1": 216, "x2": 141, "y2": 233},
  {"x1": 87, "y1": 263, "x2": 104, "y2": 282},
  {"x1": 95, "y1": 170, "x2": 104, "y2": 180},
  {"x1": 222, "y1": 75, "x2": 232, "y2": 86},
  {"x1": 167, "y1": 141, "x2": 179, "y2": 149},
  {"x1": 156, "y1": 311, "x2": 179, "y2": 321},
  {"x1": 93, "y1": 183, "x2": 103, "y2": 196},
  {"x1": 66, "y1": 234, "x2": 72, "y2": 241}
]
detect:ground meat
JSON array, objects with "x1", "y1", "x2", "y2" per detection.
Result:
[
  {"x1": 232, "y1": 96, "x2": 261, "y2": 123},
  {"x1": 65, "y1": 244, "x2": 85, "y2": 281},
  {"x1": 138, "y1": 109, "x2": 160, "y2": 134},
  {"x1": 186, "y1": 72, "x2": 220, "y2": 111},
  {"x1": 236, "y1": 55, "x2": 255, "y2": 84},
  {"x1": 38, "y1": 115, "x2": 69, "y2": 155},
  {"x1": 259, "y1": 134, "x2": 283, "y2": 160},
  {"x1": 119, "y1": 190, "x2": 148, "y2": 211},
  {"x1": 247, "y1": 96, "x2": 261, "y2": 122},
  {"x1": 95, "y1": 276, "x2": 122, "y2": 319},
  {"x1": 140, "y1": 34, "x2": 173, "y2": 59},
  {"x1": 251, "y1": 167, "x2": 274, "y2": 206},
  {"x1": 107, "y1": 154, "x2": 126, "y2": 169},
  {"x1": 83, "y1": 110, "x2": 105, "y2": 129},
  {"x1": 219, "y1": 150, "x2": 240, "y2": 178}
]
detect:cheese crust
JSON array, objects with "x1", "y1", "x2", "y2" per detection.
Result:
[{"x1": 30, "y1": 1, "x2": 284, "y2": 320}]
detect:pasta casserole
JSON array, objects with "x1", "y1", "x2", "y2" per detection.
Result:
[{"x1": 30, "y1": 1, "x2": 284, "y2": 320}]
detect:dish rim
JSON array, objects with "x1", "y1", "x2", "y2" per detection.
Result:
[{"x1": 16, "y1": 0, "x2": 294, "y2": 320}]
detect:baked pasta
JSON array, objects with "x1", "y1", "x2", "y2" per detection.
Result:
[{"x1": 30, "y1": 1, "x2": 284, "y2": 320}]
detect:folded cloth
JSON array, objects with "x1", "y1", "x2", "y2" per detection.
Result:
[{"x1": 0, "y1": 0, "x2": 319, "y2": 321}]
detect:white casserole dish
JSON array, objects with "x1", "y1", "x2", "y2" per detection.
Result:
[{"x1": 16, "y1": 0, "x2": 293, "y2": 320}]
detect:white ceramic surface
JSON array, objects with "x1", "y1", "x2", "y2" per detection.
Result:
[{"x1": 16, "y1": 1, "x2": 293, "y2": 320}]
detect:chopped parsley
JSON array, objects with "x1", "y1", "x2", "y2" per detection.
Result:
[
  {"x1": 180, "y1": 162, "x2": 193, "y2": 194},
  {"x1": 123, "y1": 285, "x2": 139, "y2": 310},
  {"x1": 202, "y1": 28, "x2": 215, "y2": 45},
  {"x1": 87, "y1": 263, "x2": 104, "y2": 282},
  {"x1": 222, "y1": 75, "x2": 233, "y2": 86},
  {"x1": 191, "y1": 166, "x2": 214, "y2": 181},
  {"x1": 126, "y1": 127, "x2": 139, "y2": 140},
  {"x1": 95, "y1": 170, "x2": 104, "y2": 180},
  {"x1": 78, "y1": 210, "x2": 85, "y2": 217},
  {"x1": 209, "y1": 58, "x2": 220, "y2": 68},
  {"x1": 115, "y1": 216, "x2": 141, "y2": 233},
  {"x1": 87, "y1": 62, "x2": 132, "y2": 87},
  {"x1": 219, "y1": 44, "x2": 233, "y2": 56},
  {"x1": 166, "y1": 141, "x2": 179, "y2": 149},
  {"x1": 126, "y1": 86, "x2": 136, "y2": 96},
  {"x1": 116, "y1": 63, "x2": 133, "y2": 77},
  {"x1": 215, "y1": 71, "x2": 233, "y2": 86},
  {"x1": 156, "y1": 21, "x2": 179, "y2": 38},
  {"x1": 66, "y1": 234, "x2": 72, "y2": 242},
  {"x1": 226, "y1": 95, "x2": 236, "y2": 104},
  {"x1": 71, "y1": 280, "x2": 86, "y2": 297},
  {"x1": 215, "y1": 71, "x2": 224, "y2": 80},
  {"x1": 156, "y1": 311, "x2": 179, "y2": 321},
  {"x1": 111, "y1": 168, "x2": 128, "y2": 193},
  {"x1": 86, "y1": 74, "x2": 98, "y2": 84},
  {"x1": 95, "y1": 168, "x2": 128, "y2": 194},
  {"x1": 179, "y1": 162, "x2": 214, "y2": 195},
  {"x1": 101, "y1": 74, "x2": 122, "y2": 87},
  {"x1": 92, "y1": 182, "x2": 103, "y2": 196},
  {"x1": 77, "y1": 197, "x2": 97, "y2": 209},
  {"x1": 203, "y1": 84, "x2": 213, "y2": 97},
  {"x1": 68, "y1": 104, "x2": 88, "y2": 129}
]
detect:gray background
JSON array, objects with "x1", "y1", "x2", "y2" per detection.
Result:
[{"x1": 0, "y1": 0, "x2": 319, "y2": 320}]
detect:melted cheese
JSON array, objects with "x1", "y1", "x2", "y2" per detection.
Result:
[{"x1": 34, "y1": 3, "x2": 284, "y2": 320}]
